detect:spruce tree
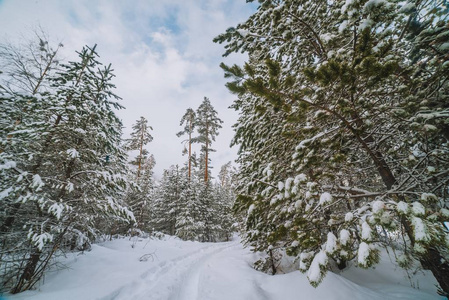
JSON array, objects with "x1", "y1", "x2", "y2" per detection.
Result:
[
  {"x1": 175, "y1": 176, "x2": 200, "y2": 240},
  {"x1": 151, "y1": 165, "x2": 183, "y2": 235},
  {"x1": 215, "y1": 162, "x2": 237, "y2": 241},
  {"x1": 0, "y1": 44, "x2": 134, "y2": 293},
  {"x1": 175, "y1": 153, "x2": 205, "y2": 241},
  {"x1": 125, "y1": 153, "x2": 156, "y2": 232}
]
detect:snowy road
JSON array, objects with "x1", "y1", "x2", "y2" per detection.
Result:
[
  {"x1": 103, "y1": 241, "x2": 242, "y2": 300},
  {"x1": 9, "y1": 237, "x2": 443, "y2": 300},
  {"x1": 97, "y1": 239, "x2": 441, "y2": 300}
]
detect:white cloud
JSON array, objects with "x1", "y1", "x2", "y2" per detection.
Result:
[{"x1": 0, "y1": 0, "x2": 256, "y2": 179}]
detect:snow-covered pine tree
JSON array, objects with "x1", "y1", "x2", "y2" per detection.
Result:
[
  {"x1": 220, "y1": 52, "x2": 300, "y2": 260},
  {"x1": 215, "y1": 162, "x2": 237, "y2": 241},
  {"x1": 138, "y1": 154, "x2": 156, "y2": 231},
  {"x1": 174, "y1": 159, "x2": 207, "y2": 241},
  {"x1": 218, "y1": 161, "x2": 233, "y2": 188},
  {"x1": 175, "y1": 152, "x2": 209, "y2": 241},
  {"x1": 0, "y1": 44, "x2": 134, "y2": 293},
  {"x1": 127, "y1": 116, "x2": 153, "y2": 179},
  {"x1": 194, "y1": 97, "x2": 223, "y2": 182},
  {"x1": 171, "y1": 99, "x2": 224, "y2": 242},
  {"x1": 151, "y1": 165, "x2": 184, "y2": 235},
  {"x1": 177, "y1": 108, "x2": 196, "y2": 180},
  {"x1": 175, "y1": 175, "x2": 200, "y2": 240},
  {"x1": 215, "y1": 0, "x2": 449, "y2": 293},
  {"x1": 125, "y1": 152, "x2": 156, "y2": 232},
  {"x1": 124, "y1": 117, "x2": 155, "y2": 233},
  {"x1": 195, "y1": 180, "x2": 218, "y2": 242}
]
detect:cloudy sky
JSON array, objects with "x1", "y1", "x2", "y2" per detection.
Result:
[{"x1": 0, "y1": 0, "x2": 256, "y2": 179}]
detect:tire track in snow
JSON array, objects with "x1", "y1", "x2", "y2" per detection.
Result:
[
  {"x1": 252, "y1": 280, "x2": 270, "y2": 300},
  {"x1": 168, "y1": 242, "x2": 240, "y2": 300},
  {"x1": 98, "y1": 243, "x2": 217, "y2": 300},
  {"x1": 100, "y1": 241, "x2": 239, "y2": 300}
]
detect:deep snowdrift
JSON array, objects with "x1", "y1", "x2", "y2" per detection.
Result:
[{"x1": 6, "y1": 236, "x2": 444, "y2": 300}]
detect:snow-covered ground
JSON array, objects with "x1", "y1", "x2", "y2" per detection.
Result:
[{"x1": 6, "y1": 236, "x2": 444, "y2": 300}]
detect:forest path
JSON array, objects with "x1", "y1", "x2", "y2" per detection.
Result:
[
  {"x1": 102, "y1": 240, "x2": 268, "y2": 300},
  {"x1": 9, "y1": 237, "x2": 441, "y2": 300}
]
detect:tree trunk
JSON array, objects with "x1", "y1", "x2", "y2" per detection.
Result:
[
  {"x1": 188, "y1": 118, "x2": 192, "y2": 181},
  {"x1": 137, "y1": 129, "x2": 144, "y2": 179},
  {"x1": 0, "y1": 203, "x2": 21, "y2": 234},
  {"x1": 11, "y1": 250, "x2": 41, "y2": 294},
  {"x1": 269, "y1": 249, "x2": 277, "y2": 275},
  {"x1": 11, "y1": 225, "x2": 70, "y2": 294},
  {"x1": 420, "y1": 248, "x2": 449, "y2": 297},
  {"x1": 205, "y1": 121, "x2": 209, "y2": 182}
]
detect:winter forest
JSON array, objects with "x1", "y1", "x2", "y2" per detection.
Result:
[{"x1": 1, "y1": 0, "x2": 449, "y2": 299}]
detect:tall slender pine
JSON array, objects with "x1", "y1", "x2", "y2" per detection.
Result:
[
  {"x1": 194, "y1": 97, "x2": 223, "y2": 182},
  {"x1": 177, "y1": 108, "x2": 196, "y2": 181},
  {"x1": 127, "y1": 117, "x2": 153, "y2": 179}
]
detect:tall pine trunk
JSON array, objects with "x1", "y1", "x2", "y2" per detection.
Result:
[
  {"x1": 205, "y1": 121, "x2": 209, "y2": 182},
  {"x1": 137, "y1": 128, "x2": 144, "y2": 179},
  {"x1": 188, "y1": 118, "x2": 192, "y2": 181}
]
